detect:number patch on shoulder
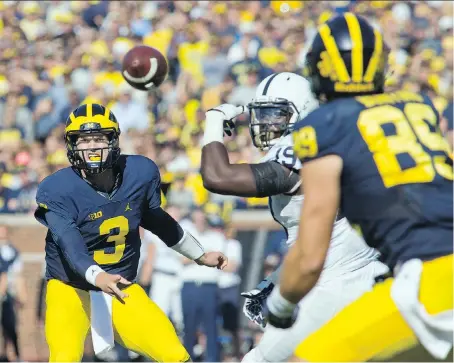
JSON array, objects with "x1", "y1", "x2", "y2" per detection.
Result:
[
  {"x1": 275, "y1": 146, "x2": 298, "y2": 169},
  {"x1": 293, "y1": 126, "x2": 319, "y2": 160}
]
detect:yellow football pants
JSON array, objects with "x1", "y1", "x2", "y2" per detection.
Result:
[
  {"x1": 294, "y1": 254, "x2": 453, "y2": 362},
  {"x1": 45, "y1": 280, "x2": 190, "y2": 362}
]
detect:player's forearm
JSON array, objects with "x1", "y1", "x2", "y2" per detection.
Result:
[
  {"x1": 45, "y1": 211, "x2": 99, "y2": 281},
  {"x1": 201, "y1": 109, "x2": 259, "y2": 197},
  {"x1": 141, "y1": 207, "x2": 184, "y2": 246},
  {"x1": 142, "y1": 208, "x2": 206, "y2": 260},
  {"x1": 201, "y1": 143, "x2": 258, "y2": 197},
  {"x1": 266, "y1": 243, "x2": 322, "y2": 321},
  {"x1": 279, "y1": 244, "x2": 323, "y2": 304},
  {"x1": 51, "y1": 227, "x2": 99, "y2": 278}
]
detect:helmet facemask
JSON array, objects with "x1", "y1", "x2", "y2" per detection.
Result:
[
  {"x1": 248, "y1": 97, "x2": 299, "y2": 150},
  {"x1": 66, "y1": 128, "x2": 120, "y2": 175}
]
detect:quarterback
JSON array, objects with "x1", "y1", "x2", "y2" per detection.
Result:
[
  {"x1": 35, "y1": 103, "x2": 227, "y2": 362},
  {"x1": 267, "y1": 13, "x2": 453, "y2": 361},
  {"x1": 200, "y1": 72, "x2": 387, "y2": 362}
]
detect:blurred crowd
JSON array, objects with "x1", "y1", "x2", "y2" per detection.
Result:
[{"x1": 0, "y1": 0, "x2": 452, "y2": 215}]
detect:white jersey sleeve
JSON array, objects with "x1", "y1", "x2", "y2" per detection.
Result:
[{"x1": 260, "y1": 134, "x2": 302, "y2": 171}]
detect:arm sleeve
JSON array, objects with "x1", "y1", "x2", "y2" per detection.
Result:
[
  {"x1": 35, "y1": 186, "x2": 97, "y2": 278},
  {"x1": 44, "y1": 211, "x2": 97, "y2": 277},
  {"x1": 250, "y1": 161, "x2": 301, "y2": 197},
  {"x1": 140, "y1": 207, "x2": 184, "y2": 247},
  {"x1": 146, "y1": 160, "x2": 162, "y2": 210}
]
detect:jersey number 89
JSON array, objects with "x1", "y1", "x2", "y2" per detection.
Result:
[{"x1": 358, "y1": 103, "x2": 453, "y2": 188}]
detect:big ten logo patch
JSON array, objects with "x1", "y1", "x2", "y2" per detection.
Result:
[{"x1": 89, "y1": 211, "x2": 103, "y2": 221}]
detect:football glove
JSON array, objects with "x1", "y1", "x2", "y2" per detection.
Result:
[
  {"x1": 241, "y1": 278, "x2": 275, "y2": 329},
  {"x1": 206, "y1": 104, "x2": 246, "y2": 137}
]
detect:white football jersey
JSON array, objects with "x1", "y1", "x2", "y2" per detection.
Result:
[{"x1": 260, "y1": 134, "x2": 380, "y2": 273}]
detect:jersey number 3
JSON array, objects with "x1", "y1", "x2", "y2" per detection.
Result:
[
  {"x1": 94, "y1": 216, "x2": 129, "y2": 265},
  {"x1": 358, "y1": 103, "x2": 453, "y2": 188}
]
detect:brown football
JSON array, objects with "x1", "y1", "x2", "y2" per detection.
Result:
[{"x1": 121, "y1": 45, "x2": 168, "y2": 91}]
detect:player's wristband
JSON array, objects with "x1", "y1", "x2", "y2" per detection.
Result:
[
  {"x1": 171, "y1": 230, "x2": 205, "y2": 260},
  {"x1": 85, "y1": 265, "x2": 106, "y2": 287},
  {"x1": 203, "y1": 112, "x2": 224, "y2": 146},
  {"x1": 267, "y1": 287, "x2": 297, "y2": 319}
]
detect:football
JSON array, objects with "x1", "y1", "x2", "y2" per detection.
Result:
[{"x1": 121, "y1": 45, "x2": 168, "y2": 91}]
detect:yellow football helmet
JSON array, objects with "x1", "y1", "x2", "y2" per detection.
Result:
[{"x1": 64, "y1": 103, "x2": 121, "y2": 173}]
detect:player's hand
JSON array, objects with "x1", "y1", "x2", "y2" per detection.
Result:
[
  {"x1": 206, "y1": 104, "x2": 246, "y2": 136},
  {"x1": 195, "y1": 252, "x2": 228, "y2": 270},
  {"x1": 241, "y1": 279, "x2": 275, "y2": 328},
  {"x1": 95, "y1": 272, "x2": 132, "y2": 303}
]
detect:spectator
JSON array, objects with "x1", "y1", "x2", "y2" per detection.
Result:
[
  {"x1": 0, "y1": 226, "x2": 21, "y2": 361},
  {"x1": 109, "y1": 83, "x2": 150, "y2": 132},
  {"x1": 179, "y1": 208, "x2": 227, "y2": 362},
  {"x1": 215, "y1": 219, "x2": 243, "y2": 360},
  {"x1": 140, "y1": 205, "x2": 184, "y2": 332},
  {"x1": 201, "y1": 37, "x2": 230, "y2": 88}
]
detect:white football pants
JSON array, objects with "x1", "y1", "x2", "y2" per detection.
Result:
[{"x1": 242, "y1": 258, "x2": 388, "y2": 362}]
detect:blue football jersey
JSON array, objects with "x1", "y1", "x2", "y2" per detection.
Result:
[
  {"x1": 292, "y1": 91, "x2": 453, "y2": 269},
  {"x1": 35, "y1": 155, "x2": 161, "y2": 290}
]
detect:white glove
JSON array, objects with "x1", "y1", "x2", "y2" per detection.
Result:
[
  {"x1": 206, "y1": 104, "x2": 246, "y2": 136},
  {"x1": 206, "y1": 104, "x2": 246, "y2": 120}
]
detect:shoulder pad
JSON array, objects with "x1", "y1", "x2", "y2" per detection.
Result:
[
  {"x1": 260, "y1": 135, "x2": 302, "y2": 170},
  {"x1": 123, "y1": 154, "x2": 160, "y2": 182},
  {"x1": 35, "y1": 177, "x2": 78, "y2": 224}
]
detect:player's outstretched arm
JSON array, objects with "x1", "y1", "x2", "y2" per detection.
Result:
[
  {"x1": 43, "y1": 211, "x2": 101, "y2": 280},
  {"x1": 141, "y1": 166, "x2": 228, "y2": 270},
  {"x1": 141, "y1": 208, "x2": 228, "y2": 269},
  {"x1": 36, "y1": 203, "x2": 131, "y2": 300},
  {"x1": 201, "y1": 104, "x2": 298, "y2": 197}
]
